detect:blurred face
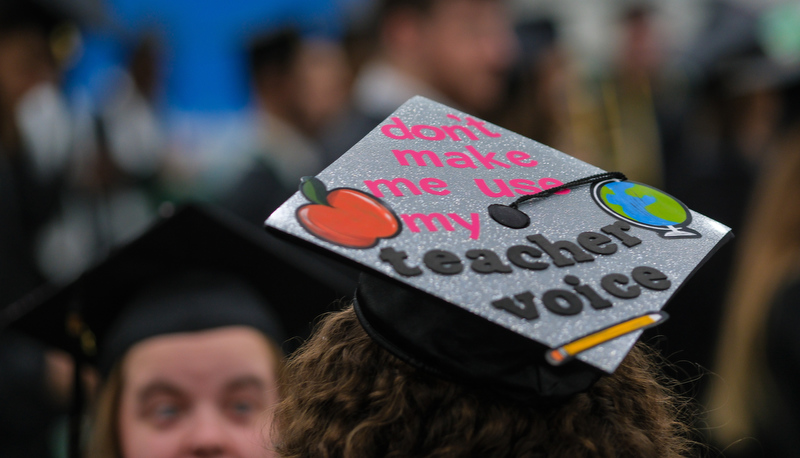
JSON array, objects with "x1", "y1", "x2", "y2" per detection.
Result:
[
  {"x1": 417, "y1": 0, "x2": 516, "y2": 112},
  {"x1": 0, "y1": 28, "x2": 56, "y2": 111},
  {"x1": 118, "y1": 327, "x2": 280, "y2": 458},
  {"x1": 294, "y1": 40, "x2": 350, "y2": 136}
]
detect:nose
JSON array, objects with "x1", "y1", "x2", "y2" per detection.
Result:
[{"x1": 183, "y1": 404, "x2": 232, "y2": 457}]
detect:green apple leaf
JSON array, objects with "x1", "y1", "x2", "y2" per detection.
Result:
[{"x1": 300, "y1": 176, "x2": 329, "y2": 205}]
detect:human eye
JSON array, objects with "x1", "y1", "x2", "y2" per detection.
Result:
[
  {"x1": 232, "y1": 400, "x2": 254, "y2": 415},
  {"x1": 223, "y1": 377, "x2": 269, "y2": 424},
  {"x1": 155, "y1": 403, "x2": 180, "y2": 419},
  {"x1": 142, "y1": 397, "x2": 184, "y2": 428},
  {"x1": 225, "y1": 396, "x2": 265, "y2": 423}
]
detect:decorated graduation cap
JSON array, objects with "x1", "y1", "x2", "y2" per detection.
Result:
[
  {"x1": 266, "y1": 96, "x2": 732, "y2": 403},
  {"x1": 3, "y1": 204, "x2": 356, "y2": 376}
]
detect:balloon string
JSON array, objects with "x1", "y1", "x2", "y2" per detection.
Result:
[{"x1": 509, "y1": 172, "x2": 627, "y2": 209}]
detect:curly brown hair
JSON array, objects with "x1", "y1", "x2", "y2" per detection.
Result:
[{"x1": 274, "y1": 305, "x2": 694, "y2": 458}]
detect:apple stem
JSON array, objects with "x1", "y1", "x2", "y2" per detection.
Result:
[{"x1": 299, "y1": 176, "x2": 330, "y2": 206}]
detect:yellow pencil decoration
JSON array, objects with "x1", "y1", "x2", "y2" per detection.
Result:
[{"x1": 546, "y1": 312, "x2": 668, "y2": 366}]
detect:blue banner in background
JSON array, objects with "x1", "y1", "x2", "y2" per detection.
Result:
[{"x1": 65, "y1": 0, "x2": 348, "y2": 113}]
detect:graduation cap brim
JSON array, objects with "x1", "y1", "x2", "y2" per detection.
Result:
[
  {"x1": 2, "y1": 204, "x2": 358, "y2": 366},
  {"x1": 353, "y1": 271, "x2": 603, "y2": 405}
]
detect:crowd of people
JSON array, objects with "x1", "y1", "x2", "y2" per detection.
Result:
[{"x1": 1, "y1": 0, "x2": 799, "y2": 456}]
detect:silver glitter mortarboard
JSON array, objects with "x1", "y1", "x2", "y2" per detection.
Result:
[{"x1": 266, "y1": 96, "x2": 732, "y2": 373}]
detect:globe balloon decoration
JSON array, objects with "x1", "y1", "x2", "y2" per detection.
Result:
[{"x1": 592, "y1": 180, "x2": 700, "y2": 239}]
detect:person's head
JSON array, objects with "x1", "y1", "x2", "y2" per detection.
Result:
[
  {"x1": 615, "y1": 5, "x2": 663, "y2": 78},
  {"x1": 0, "y1": 2, "x2": 61, "y2": 108},
  {"x1": 275, "y1": 305, "x2": 693, "y2": 457},
  {"x1": 87, "y1": 272, "x2": 286, "y2": 458},
  {"x1": 376, "y1": 0, "x2": 516, "y2": 113},
  {"x1": 250, "y1": 29, "x2": 350, "y2": 137},
  {"x1": 0, "y1": 1, "x2": 65, "y2": 149},
  {"x1": 94, "y1": 327, "x2": 282, "y2": 458}
]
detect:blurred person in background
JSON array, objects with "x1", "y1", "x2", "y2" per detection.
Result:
[
  {"x1": 0, "y1": 2, "x2": 78, "y2": 456},
  {"x1": 596, "y1": 4, "x2": 666, "y2": 188},
  {"x1": 490, "y1": 16, "x2": 612, "y2": 172},
  {"x1": 492, "y1": 4, "x2": 668, "y2": 187},
  {"x1": 706, "y1": 69, "x2": 800, "y2": 457},
  {"x1": 663, "y1": 1, "x2": 773, "y2": 235},
  {"x1": 323, "y1": 0, "x2": 517, "y2": 157},
  {"x1": 81, "y1": 208, "x2": 289, "y2": 458},
  {"x1": 223, "y1": 28, "x2": 351, "y2": 225},
  {"x1": 5, "y1": 204, "x2": 356, "y2": 458},
  {"x1": 491, "y1": 19, "x2": 571, "y2": 152},
  {"x1": 0, "y1": 0, "x2": 73, "y2": 306},
  {"x1": 43, "y1": 33, "x2": 166, "y2": 284},
  {"x1": 704, "y1": 4, "x2": 800, "y2": 454},
  {"x1": 651, "y1": 2, "x2": 787, "y2": 396}
]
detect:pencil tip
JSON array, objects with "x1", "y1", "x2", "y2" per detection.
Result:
[{"x1": 546, "y1": 348, "x2": 567, "y2": 366}]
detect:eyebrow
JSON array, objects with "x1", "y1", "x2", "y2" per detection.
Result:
[
  {"x1": 224, "y1": 375, "x2": 267, "y2": 393},
  {"x1": 137, "y1": 380, "x2": 185, "y2": 403}
]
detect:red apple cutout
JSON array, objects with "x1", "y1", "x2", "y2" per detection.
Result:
[{"x1": 296, "y1": 176, "x2": 401, "y2": 248}]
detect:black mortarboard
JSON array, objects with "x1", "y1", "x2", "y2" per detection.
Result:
[
  {"x1": 266, "y1": 96, "x2": 732, "y2": 405},
  {"x1": 2, "y1": 203, "x2": 356, "y2": 375}
]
